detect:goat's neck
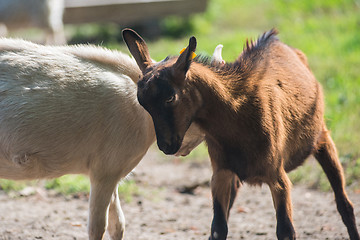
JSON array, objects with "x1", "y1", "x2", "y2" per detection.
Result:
[{"x1": 188, "y1": 64, "x2": 248, "y2": 140}]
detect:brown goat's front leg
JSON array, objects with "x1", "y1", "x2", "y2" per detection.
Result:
[
  {"x1": 210, "y1": 169, "x2": 238, "y2": 240},
  {"x1": 268, "y1": 169, "x2": 296, "y2": 240}
]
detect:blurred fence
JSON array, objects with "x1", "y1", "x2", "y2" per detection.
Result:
[{"x1": 63, "y1": 0, "x2": 208, "y2": 25}]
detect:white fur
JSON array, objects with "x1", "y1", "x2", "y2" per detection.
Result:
[
  {"x1": 0, "y1": 39, "x2": 203, "y2": 240},
  {"x1": 211, "y1": 44, "x2": 225, "y2": 65},
  {"x1": 0, "y1": 0, "x2": 66, "y2": 45}
]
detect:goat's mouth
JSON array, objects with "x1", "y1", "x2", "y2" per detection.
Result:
[{"x1": 157, "y1": 137, "x2": 182, "y2": 155}]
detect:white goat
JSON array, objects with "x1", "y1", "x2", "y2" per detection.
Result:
[
  {"x1": 0, "y1": 0, "x2": 66, "y2": 45},
  {"x1": 0, "y1": 38, "x2": 207, "y2": 240}
]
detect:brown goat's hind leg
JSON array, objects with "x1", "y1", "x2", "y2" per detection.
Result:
[
  {"x1": 269, "y1": 168, "x2": 296, "y2": 240},
  {"x1": 210, "y1": 169, "x2": 238, "y2": 240},
  {"x1": 314, "y1": 130, "x2": 360, "y2": 240}
]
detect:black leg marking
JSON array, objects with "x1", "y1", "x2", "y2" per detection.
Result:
[
  {"x1": 276, "y1": 202, "x2": 296, "y2": 240},
  {"x1": 211, "y1": 198, "x2": 228, "y2": 240}
]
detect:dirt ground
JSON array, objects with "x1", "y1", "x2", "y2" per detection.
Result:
[{"x1": 0, "y1": 149, "x2": 359, "y2": 240}]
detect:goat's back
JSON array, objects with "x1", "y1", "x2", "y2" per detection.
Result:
[
  {"x1": 248, "y1": 40, "x2": 324, "y2": 171},
  {"x1": 0, "y1": 39, "x2": 154, "y2": 180}
]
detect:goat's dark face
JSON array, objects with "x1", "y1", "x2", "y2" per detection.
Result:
[
  {"x1": 138, "y1": 66, "x2": 184, "y2": 154},
  {"x1": 123, "y1": 29, "x2": 198, "y2": 154}
]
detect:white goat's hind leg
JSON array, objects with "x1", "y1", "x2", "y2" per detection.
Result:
[
  {"x1": 88, "y1": 176, "x2": 119, "y2": 240},
  {"x1": 107, "y1": 185, "x2": 125, "y2": 240},
  {"x1": 0, "y1": 24, "x2": 8, "y2": 37},
  {"x1": 45, "y1": 28, "x2": 66, "y2": 45}
]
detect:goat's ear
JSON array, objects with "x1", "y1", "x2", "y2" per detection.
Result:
[
  {"x1": 174, "y1": 36, "x2": 197, "y2": 74},
  {"x1": 122, "y1": 28, "x2": 152, "y2": 73}
]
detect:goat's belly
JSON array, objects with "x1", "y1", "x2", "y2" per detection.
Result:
[
  {"x1": 0, "y1": 153, "x2": 89, "y2": 180},
  {"x1": 284, "y1": 144, "x2": 315, "y2": 172},
  {"x1": 283, "y1": 126, "x2": 322, "y2": 172}
]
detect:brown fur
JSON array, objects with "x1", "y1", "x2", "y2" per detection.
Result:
[{"x1": 123, "y1": 28, "x2": 359, "y2": 240}]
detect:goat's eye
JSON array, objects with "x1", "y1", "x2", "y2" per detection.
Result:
[{"x1": 165, "y1": 95, "x2": 176, "y2": 104}]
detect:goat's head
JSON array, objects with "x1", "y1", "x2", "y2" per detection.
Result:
[{"x1": 123, "y1": 28, "x2": 201, "y2": 155}]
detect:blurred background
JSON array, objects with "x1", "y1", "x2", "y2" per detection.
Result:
[{"x1": 0, "y1": 0, "x2": 359, "y2": 197}]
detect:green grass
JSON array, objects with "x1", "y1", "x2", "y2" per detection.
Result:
[
  {"x1": 0, "y1": 174, "x2": 139, "y2": 202},
  {"x1": 45, "y1": 175, "x2": 90, "y2": 194},
  {"x1": 0, "y1": 179, "x2": 35, "y2": 192},
  {"x1": 1, "y1": 0, "x2": 359, "y2": 194},
  {"x1": 44, "y1": 176, "x2": 139, "y2": 202},
  {"x1": 118, "y1": 179, "x2": 140, "y2": 203}
]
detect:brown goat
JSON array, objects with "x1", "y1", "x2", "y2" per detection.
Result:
[{"x1": 122, "y1": 28, "x2": 360, "y2": 240}]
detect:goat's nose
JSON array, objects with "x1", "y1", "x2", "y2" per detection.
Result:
[{"x1": 157, "y1": 137, "x2": 180, "y2": 155}]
